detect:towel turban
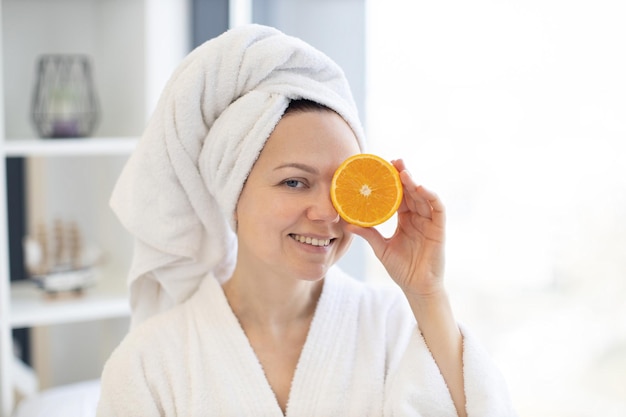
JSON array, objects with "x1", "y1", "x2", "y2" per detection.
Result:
[{"x1": 110, "y1": 24, "x2": 365, "y2": 327}]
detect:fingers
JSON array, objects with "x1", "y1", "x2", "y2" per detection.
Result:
[
  {"x1": 391, "y1": 159, "x2": 445, "y2": 224},
  {"x1": 391, "y1": 158, "x2": 407, "y2": 173}
]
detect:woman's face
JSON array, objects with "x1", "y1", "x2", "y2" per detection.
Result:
[{"x1": 235, "y1": 109, "x2": 361, "y2": 282}]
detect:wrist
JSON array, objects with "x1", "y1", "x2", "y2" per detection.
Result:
[
  {"x1": 400, "y1": 282, "x2": 448, "y2": 305},
  {"x1": 404, "y1": 288, "x2": 459, "y2": 336}
]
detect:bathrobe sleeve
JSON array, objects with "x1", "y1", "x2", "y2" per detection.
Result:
[{"x1": 382, "y1": 299, "x2": 518, "y2": 417}]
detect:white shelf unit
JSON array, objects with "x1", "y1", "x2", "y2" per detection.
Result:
[
  {"x1": 0, "y1": 1, "x2": 190, "y2": 415},
  {"x1": 9, "y1": 280, "x2": 130, "y2": 330},
  {"x1": 2, "y1": 137, "x2": 138, "y2": 158}
]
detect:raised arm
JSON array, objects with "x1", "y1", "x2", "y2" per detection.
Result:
[{"x1": 348, "y1": 159, "x2": 466, "y2": 417}]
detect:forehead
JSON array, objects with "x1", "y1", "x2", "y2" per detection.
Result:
[{"x1": 256, "y1": 110, "x2": 361, "y2": 169}]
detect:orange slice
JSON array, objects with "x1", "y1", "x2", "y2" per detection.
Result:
[{"x1": 330, "y1": 154, "x2": 403, "y2": 227}]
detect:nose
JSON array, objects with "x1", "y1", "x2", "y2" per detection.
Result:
[{"x1": 307, "y1": 186, "x2": 340, "y2": 223}]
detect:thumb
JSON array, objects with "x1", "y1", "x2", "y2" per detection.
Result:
[{"x1": 346, "y1": 224, "x2": 387, "y2": 259}]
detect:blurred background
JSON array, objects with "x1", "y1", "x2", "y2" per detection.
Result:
[{"x1": 366, "y1": 1, "x2": 626, "y2": 416}]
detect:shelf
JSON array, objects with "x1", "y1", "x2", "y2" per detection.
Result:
[
  {"x1": 0, "y1": 0, "x2": 192, "y2": 414},
  {"x1": 1, "y1": 137, "x2": 138, "y2": 157},
  {"x1": 9, "y1": 280, "x2": 130, "y2": 329}
]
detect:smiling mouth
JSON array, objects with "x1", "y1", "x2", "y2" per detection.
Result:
[{"x1": 290, "y1": 234, "x2": 334, "y2": 247}]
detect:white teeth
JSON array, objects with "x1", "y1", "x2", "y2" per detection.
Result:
[{"x1": 292, "y1": 234, "x2": 331, "y2": 247}]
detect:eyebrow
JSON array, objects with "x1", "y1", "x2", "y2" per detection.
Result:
[{"x1": 274, "y1": 162, "x2": 319, "y2": 174}]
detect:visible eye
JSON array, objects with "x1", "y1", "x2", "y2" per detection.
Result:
[{"x1": 282, "y1": 178, "x2": 307, "y2": 189}]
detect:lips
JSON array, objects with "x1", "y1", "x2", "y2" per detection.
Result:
[{"x1": 290, "y1": 234, "x2": 333, "y2": 247}]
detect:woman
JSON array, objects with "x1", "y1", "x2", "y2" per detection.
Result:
[{"x1": 98, "y1": 25, "x2": 517, "y2": 416}]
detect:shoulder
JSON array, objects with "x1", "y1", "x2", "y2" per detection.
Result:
[
  {"x1": 97, "y1": 301, "x2": 200, "y2": 415},
  {"x1": 329, "y1": 266, "x2": 406, "y2": 299},
  {"x1": 105, "y1": 279, "x2": 214, "y2": 365},
  {"x1": 121, "y1": 277, "x2": 225, "y2": 347},
  {"x1": 327, "y1": 267, "x2": 412, "y2": 322},
  {"x1": 105, "y1": 302, "x2": 189, "y2": 370}
]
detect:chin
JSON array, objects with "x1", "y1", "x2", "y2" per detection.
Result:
[{"x1": 293, "y1": 264, "x2": 332, "y2": 282}]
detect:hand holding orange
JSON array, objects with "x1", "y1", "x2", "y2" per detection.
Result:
[{"x1": 330, "y1": 154, "x2": 403, "y2": 227}]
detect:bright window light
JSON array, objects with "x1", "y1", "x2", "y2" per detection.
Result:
[{"x1": 366, "y1": 1, "x2": 626, "y2": 415}]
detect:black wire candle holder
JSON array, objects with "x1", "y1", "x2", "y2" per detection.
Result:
[{"x1": 31, "y1": 54, "x2": 100, "y2": 138}]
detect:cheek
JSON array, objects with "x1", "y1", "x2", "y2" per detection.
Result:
[
  {"x1": 271, "y1": 198, "x2": 303, "y2": 220},
  {"x1": 336, "y1": 228, "x2": 354, "y2": 256},
  {"x1": 236, "y1": 189, "x2": 298, "y2": 233}
]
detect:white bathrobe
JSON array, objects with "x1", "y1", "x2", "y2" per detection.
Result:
[{"x1": 97, "y1": 267, "x2": 517, "y2": 417}]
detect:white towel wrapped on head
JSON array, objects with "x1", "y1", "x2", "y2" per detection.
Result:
[{"x1": 110, "y1": 24, "x2": 365, "y2": 327}]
